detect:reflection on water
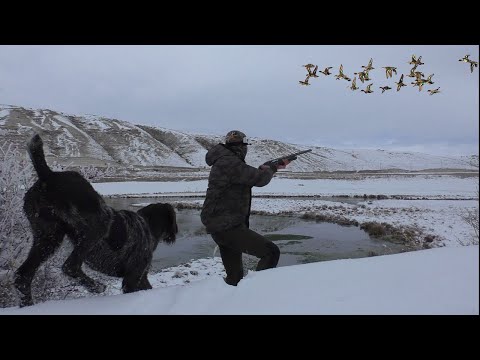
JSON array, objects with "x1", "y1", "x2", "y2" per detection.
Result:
[{"x1": 104, "y1": 197, "x2": 406, "y2": 271}]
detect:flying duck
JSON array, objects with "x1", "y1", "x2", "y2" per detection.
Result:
[
  {"x1": 361, "y1": 83, "x2": 374, "y2": 93},
  {"x1": 349, "y1": 76, "x2": 359, "y2": 90},
  {"x1": 319, "y1": 67, "x2": 333, "y2": 75},
  {"x1": 395, "y1": 74, "x2": 407, "y2": 91},
  {"x1": 380, "y1": 86, "x2": 392, "y2": 93},
  {"x1": 299, "y1": 76, "x2": 311, "y2": 86},
  {"x1": 382, "y1": 66, "x2": 397, "y2": 79}
]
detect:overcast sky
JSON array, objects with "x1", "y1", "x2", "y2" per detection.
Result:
[{"x1": 0, "y1": 45, "x2": 478, "y2": 156}]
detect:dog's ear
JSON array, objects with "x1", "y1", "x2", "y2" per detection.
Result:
[
  {"x1": 137, "y1": 204, "x2": 157, "y2": 232},
  {"x1": 138, "y1": 203, "x2": 177, "y2": 244},
  {"x1": 137, "y1": 203, "x2": 155, "y2": 219}
]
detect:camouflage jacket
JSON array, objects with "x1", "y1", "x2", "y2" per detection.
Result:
[{"x1": 200, "y1": 144, "x2": 276, "y2": 233}]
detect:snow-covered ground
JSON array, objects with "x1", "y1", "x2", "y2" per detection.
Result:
[
  {"x1": 1, "y1": 174, "x2": 478, "y2": 314},
  {"x1": 1, "y1": 246, "x2": 477, "y2": 315}
]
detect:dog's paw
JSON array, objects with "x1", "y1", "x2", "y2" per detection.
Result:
[
  {"x1": 92, "y1": 282, "x2": 107, "y2": 293},
  {"x1": 15, "y1": 289, "x2": 34, "y2": 308},
  {"x1": 14, "y1": 279, "x2": 34, "y2": 307},
  {"x1": 78, "y1": 276, "x2": 107, "y2": 293},
  {"x1": 87, "y1": 281, "x2": 106, "y2": 294},
  {"x1": 19, "y1": 298, "x2": 34, "y2": 308}
]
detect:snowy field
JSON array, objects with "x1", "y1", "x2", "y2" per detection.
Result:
[
  {"x1": 1, "y1": 173, "x2": 478, "y2": 314},
  {"x1": 93, "y1": 175, "x2": 478, "y2": 198}
]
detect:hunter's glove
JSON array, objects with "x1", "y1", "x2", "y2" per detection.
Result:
[{"x1": 260, "y1": 163, "x2": 278, "y2": 172}]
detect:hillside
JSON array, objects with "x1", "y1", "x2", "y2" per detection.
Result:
[{"x1": 1, "y1": 104, "x2": 478, "y2": 173}]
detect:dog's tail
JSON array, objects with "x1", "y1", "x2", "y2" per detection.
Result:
[{"x1": 27, "y1": 134, "x2": 52, "y2": 180}]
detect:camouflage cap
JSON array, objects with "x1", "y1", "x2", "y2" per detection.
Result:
[{"x1": 224, "y1": 130, "x2": 250, "y2": 145}]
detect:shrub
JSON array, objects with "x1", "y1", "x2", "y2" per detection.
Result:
[
  {"x1": 360, "y1": 222, "x2": 387, "y2": 237},
  {"x1": 459, "y1": 187, "x2": 479, "y2": 245},
  {"x1": 0, "y1": 142, "x2": 34, "y2": 272}
]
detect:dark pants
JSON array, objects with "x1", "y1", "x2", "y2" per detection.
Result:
[{"x1": 211, "y1": 226, "x2": 280, "y2": 286}]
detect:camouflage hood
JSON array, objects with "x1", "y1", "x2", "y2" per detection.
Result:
[{"x1": 205, "y1": 143, "x2": 246, "y2": 166}]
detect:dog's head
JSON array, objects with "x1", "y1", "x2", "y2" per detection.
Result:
[{"x1": 137, "y1": 203, "x2": 178, "y2": 244}]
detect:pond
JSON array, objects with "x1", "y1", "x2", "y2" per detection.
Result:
[{"x1": 105, "y1": 197, "x2": 407, "y2": 272}]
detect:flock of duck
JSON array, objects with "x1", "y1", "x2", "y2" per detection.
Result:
[{"x1": 299, "y1": 54, "x2": 478, "y2": 95}]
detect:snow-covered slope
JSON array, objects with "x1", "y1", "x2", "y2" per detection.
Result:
[
  {"x1": 137, "y1": 125, "x2": 208, "y2": 167},
  {"x1": 0, "y1": 105, "x2": 194, "y2": 168},
  {"x1": 1, "y1": 104, "x2": 478, "y2": 171},
  {"x1": 72, "y1": 115, "x2": 190, "y2": 167}
]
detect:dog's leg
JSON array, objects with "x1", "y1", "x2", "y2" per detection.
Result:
[
  {"x1": 122, "y1": 255, "x2": 151, "y2": 293},
  {"x1": 138, "y1": 273, "x2": 153, "y2": 291},
  {"x1": 62, "y1": 228, "x2": 106, "y2": 294},
  {"x1": 14, "y1": 224, "x2": 64, "y2": 307},
  {"x1": 122, "y1": 272, "x2": 147, "y2": 293}
]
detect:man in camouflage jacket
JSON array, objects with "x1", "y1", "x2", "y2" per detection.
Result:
[{"x1": 201, "y1": 130, "x2": 290, "y2": 286}]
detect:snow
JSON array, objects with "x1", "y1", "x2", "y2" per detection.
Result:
[
  {"x1": 256, "y1": 176, "x2": 478, "y2": 197},
  {"x1": 53, "y1": 115, "x2": 91, "y2": 139},
  {"x1": 80, "y1": 115, "x2": 112, "y2": 131},
  {"x1": 92, "y1": 175, "x2": 478, "y2": 198},
  {"x1": 0, "y1": 110, "x2": 10, "y2": 117},
  {"x1": 245, "y1": 144, "x2": 478, "y2": 172},
  {"x1": 0, "y1": 108, "x2": 11, "y2": 125},
  {"x1": 115, "y1": 136, "x2": 192, "y2": 168},
  {"x1": 93, "y1": 179, "x2": 207, "y2": 196},
  {"x1": 329, "y1": 148, "x2": 475, "y2": 171},
  {"x1": 112, "y1": 120, "x2": 133, "y2": 130},
  {"x1": 144, "y1": 127, "x2": 208, "y2": 166},
  {"x1": 67, "y1": 114, "x2": 194, "y2": 168},
  {"x1": 1, "y1": 246, "x2": 477, "y2": 314}
]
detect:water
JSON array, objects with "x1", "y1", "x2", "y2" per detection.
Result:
[{"x1": 105, "y1": 197, "x2": 406, "y2": 271}]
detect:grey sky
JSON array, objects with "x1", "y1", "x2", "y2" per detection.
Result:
[{"x1": 0, "y1": 45, "x2": 478, "y2": 156}]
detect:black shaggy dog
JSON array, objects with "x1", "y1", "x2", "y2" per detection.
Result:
[{"x1": 15, "y1": 134, "x2": 178, "y2": 307}]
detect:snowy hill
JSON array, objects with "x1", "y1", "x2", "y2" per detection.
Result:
[{"x1": 1, "y1": 104, "x2": 478, "y2": 172}]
